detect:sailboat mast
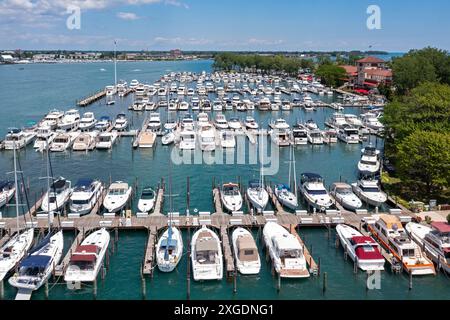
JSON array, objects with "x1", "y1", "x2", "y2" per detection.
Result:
[
  {"x1": 114, "y1": 40, "x2": 117, "y2": 87},
  {"x1": 288, "y1": 145, "x2": 292, "y2": 189},
  {"x1": 13, "y1": 140, "x2": 20, "y2": 232},
  {"x1": 46, "y1": 137, "x2": 51, "y2": 232}
]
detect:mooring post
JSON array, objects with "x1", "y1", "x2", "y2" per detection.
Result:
[
  {"x1": 277, "y1": 272, "x2": 281, "y2": 292},
  {"x1": 354, "y1": 258, "x2": 358, "y2": 274},
  {"x1": 233, "y1": 269, "x2": 237, "y2": 294},
  {"x1": 409, "y1": 270, "x2": 413, "y2": 290},
  {"x1": 101, "y1": 262, "x2": 105, "y2": 280},
  {"x1": 322, "y1": 272, "x2": 328, "y2": 294},
  {"x1": 45, "y1": 281, "x2": 49, "y2": 299},
  {"x1": 106, "y1": 246, "x2": 110, "y2": 269},
  {"x1": 0, "y1": 280, "x2": 4, "y2": 300}
]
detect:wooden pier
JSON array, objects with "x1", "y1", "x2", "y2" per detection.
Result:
[
  {"x1": 77, "y1": 90, "x2": 106, "y2": 107},
  {"x1": 220, "y1": 226, "x2": 235, "y2": 279},
  {"x1": 132, "y1": 116, "x2": 150, "y2": 149},
  {"x1": 212, "y1": 188, "x2": 224, "y2": 215},
  {"x1": 266, "y1": 185, "x2": 285, "y2": 214},
  {"x1": 152, "y1": 185, "x2": 165, "y2": 216},
  {"x1": 286, "y1": 224, "x2": 318, "y2": 274},
  {"x1": 143, "y1": 226, "x2": 158, "y2": 275},
  {"x1": 54, "y1": 229, "x2": 86, "y2": 277}
]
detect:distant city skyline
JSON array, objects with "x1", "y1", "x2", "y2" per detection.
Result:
[{"x1": 0, "y1": 0, "x2": 449, "y2": 51}]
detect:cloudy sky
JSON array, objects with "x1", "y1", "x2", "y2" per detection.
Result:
[{"x1": 0, "y1": 0, "x2": 449, "y2": 51}]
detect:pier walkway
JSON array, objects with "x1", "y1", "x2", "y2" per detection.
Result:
[
  {"x1": 143, "y1": 226, "x2": 158, "y2": 275},
  {"x1": 77, "y1": 90, "x2": 106, "y2": 107},
  {"x1": 220, "y1": 226, "x2": 235, "y2": 278}
]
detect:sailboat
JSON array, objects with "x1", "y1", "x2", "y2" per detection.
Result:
[
  {"x1": 9, "y1": 140, "x2": 64, "y2": 292},
  {"x1": 274, "y1": 145, "x2": 298, "y2": 210},
  {"x1": 156, "y1": 157, "x2": 183, "y2": 272},
  {"x1": 247, "y1": 132, "x2": 269, "y2": 213},
  {"x1": 0, "y1": 142, "x2": 34, "y2": 282}
]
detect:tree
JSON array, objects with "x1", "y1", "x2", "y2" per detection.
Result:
[
  {"x1": 397, "y1": 131, "x2": 450, "y2": 199},
  {"x1": 315, "y1": 64, "x2": 346, "y2": 87}
]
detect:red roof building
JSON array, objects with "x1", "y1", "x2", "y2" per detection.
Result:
[{"x1": 355, "y1": 56, "x2": 392, "y2": 87}]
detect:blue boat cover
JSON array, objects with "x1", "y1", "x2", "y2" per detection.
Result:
[
  {"x1": 0, "y1": 180, "x2": 14, "y2": 189},
  {"x1": 75, "y1": 178, "x2": 94, "y2": 188},
  {"x1": 248, "y1": 180, "x2": 262, "y2": 188},
  {"x1": 28, "y1": 231, "x2": 54, "y2": 255},
  {"x1": 20, "y1": 255, "x2": 51, "y2": 269},
  {"x1": 276, "y1": 184, "x2": 290, "y2": 191},
  {"x1": 301, "y1": 173, "x2": 323, "y2": 180},
  {"x1": 161, "y1": 238, "x2": 177, "y2": 248}
]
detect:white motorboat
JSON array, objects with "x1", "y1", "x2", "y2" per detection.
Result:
[
  {"x1": 129, "y1": 79, "x2": 139, "y2": 90},
  {"x1": 338, "y1": 125, "x2": 360, "y2": 144},
  {"x1": 212, "y1": 100, "x2": 223, "y2": 111},
  {"x1": 220, "y1": 131, "x2": 235, "y2": 148},
  {"x1": 95, "y1": 132, "x2": 118, "y2": 150},
  {"x1": 41, "y1": 177, "x2": 72, "y2": 213},
  {"x1": 263, "y1": 222, "x2": 309, "y2": 278},
  {"x1": 156, "y1": 225, "x2": 183, "y2": 272},
  {"x1": 244, "y1": 116, "x2": 259, "y2": 130},
  {"x1": 137, "y1": 187, "x2": 155, "y2": 213},
  {"x1": 368, "y1": 215, "x2": 435, "y2": 276},
  {"x1": 307, "y1": 129, "x2": 323, "y2": 145},
  {"x1": 221, "y1": 183, "x2": 243, "y2": 212},
  {"x1": 345, "y1": 114, "x2": 363, "y2": 127},
  {"x1": 33, "y1": 126, "x2": 55, "y2": 150},
  {"x1": 196, "y1": 112, "x2": 210, "y2": 128},
  {"x1": 72, "y1": 132, "x2": 97, "y2": 151},
  {"x1": 351, "y1": 179, "x2": 387, "y2": 207},
  {"x1": 258, "y1": 97, "x2": 271, "y2": 111},
  {"x1": 330, "y1": 182, "x2": 362, "y2": 211},
  {"x1": 358, "y1": 145, "x2": 381, "y2": 175},
  {"x1": 299, "y1": 173, "x2": 333, "y2": 212},
  {"x1": 58, "y1": 109, "x2": 80, "y2": 131},
  {"x1": 164, "y1": 119, "x2": 177, "y2": 131},
  {"x1": 113, "y1": 113, "x2": 128, "y2": 131},
  {"x1": 214, "y1": 113, "x2": 229, "y2": 130},
  {"x1": 191, "y1": 225, "x2": 223, "y2": 281},
  {"x1": 95, "y1": 116, "x2": 111, "y2": 132},
  {"x1": 335, "y1": 224, "x2": 385, "y2": 271},
  {"x1": 291, "y1": 124, "x2": 308, "y2": 145},
  {"x1": 198, "y1": 124, "x2": 215, "y2": 152},
  {"x1": 201, "y1": 99, "x2": 211, "y2": 111},
  {"x1": 281, "y1": 100, "x2": 292, "y2": 111},
  {"x1": 181, "y1": 114, "x2": 195, "y2": 131},
  {"x1": 0, "y1": 181, "x2": 15, "y2": 208},
  {"x1": 232, "y1": 227, "x2": 261, "y2": 275},
  {"x1": 105, "y1": 85, "x2": 116, "y2": 96},
  {"x1": 103, "y1": 181, "x2": 132, "y2": 213},
  {"x1": 9, "y1": 230, "x2": 64, "y2": 291},
  {"x1": 161, "y1": 130, "x2": 175, "y2": 145},
  {"x1": 326, "y1": 112, "x2": 347, "y2": 129},
  {"x1": 50, "y1": 131, "x2": 79, "y2": 152},
  {"x1": 40, "y1": 110, "x2": 64, "y2": 130},
  {"x1": 228, "y1": 118, "x2": 241, "y2": 130},
  {"x1": 305, "y1": 119, "x2": 318, "y2": 131},
  {"x1": 4, "y1": 128, "x2": 36, "y2": 150},
  {"x1": 405, "y1": 222, "x2": 450, "y2": 274},
  {"x1": 0, "y1": 229, "x2": 34, "y2": 282},
  {"x1": 179, "y1": 129, "x2": 196, "y2": 150},
  {"x1": 247, "y1": 180, "x2": 269, "y2": 213},
  {"x1": 362, "y1": 113, "x2": 384, "y2": 131},
  {"x1": 191, "y1": 97, "x2": 200, "y2": 110},
  {"x1": 79, "y1": 112, "x2": 97, "y2": 131},
  {"x1": 178, "y1": 101, "x2": 189, "y2": 111},
  {"x1": 147, "y1": 112, "x2": 161, "y2": 132},
  {"x1": 64, "y1": 228, "x2": 110, "y2": 283},
  {"x1": 69, "y1": 179, "x2": 103, "y2": 215}
]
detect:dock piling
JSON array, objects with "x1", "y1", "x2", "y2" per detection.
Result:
[
  {"x1": 277, "y1": 273, "x2": 281, "y2": 292},
  {"x1": 0, "y1": 280, "x2": 4, "y2": 300},
  {"x1": 45, "y1": 281, "x2": 49, "y2": 299},
  {"x1": 93, "y1": 279, "x2": 97, "y2": 299},
  {"x1": 409, "y1": 271, "x2": 413, "y2": 290},
  {"x1": 322, "y1": 272, "x2": 328, "y2": 294}
]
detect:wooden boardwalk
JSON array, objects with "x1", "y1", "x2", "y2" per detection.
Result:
[
  {"x1": 212, "y1": 188, "x2": 224, "y2": 214},
  {"x1": 77, "y1": 90, "x2": 106, "y2": 107},
  {"x1": 132, "y1": 116, "x2": 150, "y2": 148},
  {"x1": 153, "y1": 186, "x2": 164, "y2": 215},
  {"x1": 286, "y1": 224, "x2": 318, "y2": 274},
  {"x1": 54, "y1": 229, "x2": 85, "y2": 277},
  {"x1": 143, "y1": 226, "x2": 158, "y2": 275},
  {"x1": 266, "y1": 185, "x2": 285, "y2": 214},
  {"x1": 220, "y1": 226, "x2": 235, "y2": 278}
]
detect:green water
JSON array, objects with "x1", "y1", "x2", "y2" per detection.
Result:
[{"x1": 0, "y1": 60, "x2": 448, "y2": 300}]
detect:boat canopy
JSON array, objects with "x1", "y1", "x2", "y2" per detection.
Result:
[
  {"x1": 74, "y1": 178, "x2": 94, "y2": 190},
  {"x1": 276, "y1": 184, "x2": 290, "y2": 191},
  {"x1": 51, "y1": 178, "x2": 67, "y2": 190},
  {"x1": 20, "y1": 255, "x2": 51, "y2": 269},
  {"x1": 160, "y1": 238, "x2": 178, "y2": 249},
  {"x1": 70, "y1": 254, "x2": 96, "y2": 263},
  {"x1": 196, "y1": 239, "x2": 217, "y2": 252},
  {"x1": 431, "y1": 222, "x2": 450, "y2": 234},
  {"x1": 7, "y1": 128, "x2": 21, "y2": 134},
  {"x1": 237, "y1": 237, "x2": 258, "y2": 262},
  {"x1": 301, "y1": 173, "x2": 323, "y2": 181},
  {"x1": 75, "y1": 245, "x2": 99, "y2": 254},
  {"x1": 0, "y1": 180, "x2": 14, "y2": 190},
  {"x1": 248, "y1": 180, "x2": 262, "y2": 189}
]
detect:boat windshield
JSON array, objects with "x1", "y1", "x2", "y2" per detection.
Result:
[
  {"x1": 109, "y1": 188, "x2": 126, "y2": 195},
  {"x1": 337, "y1": 188, "x2": 352, "y2": 195},
  {"x1": 361, "y1": 187, "x2": 380, "y2": 193},
  {"x1": 402, "y1": 249, "x2": 416, "y2": 257},
  {"x1": 360, "y1": 159, "x2": 377, "y2": 165},
  {"x1": 141, "y1": 190, "x2": 155, "y2": 200},
  {"x1": 223, "y1": 186, "x2": 239, "y2": 195},
  {"x1": 72, "y1": 199, "x2": 89, "y2": 205},
  {"x1": 305, "y1": 188, "x2": 327, "y2": 195},
  {"x1": 279, "y1": 249, "x2": 301, "y2": 258}
]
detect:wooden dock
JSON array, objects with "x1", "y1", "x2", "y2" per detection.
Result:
[
  {"x1": 152, "y1": 186, "x2": 165, "y2": 215},
  {"x1": 266, "y1": 185, "x2": 285, "y2": 214},
  {"x1": 220, "y1": 226, "x2": 235, "y2": 278},
  {"x1": 286, "y1": 224, "x2": 318, "y2": 274},
  {"x1": 54, "y1": 229, "x2": 86, "y2": 277},
  {"x1": 132, "y1": 116, "x2": 150, "y2": 148},
  {"x1": 212, "y1": 188, "x2": 224, "y2": 215},
  {"x1": 143, "y1": 226, "x2": 158, "y2": 275},
  {"x1": 77, "y1": 90, "x2": 106, "y2": 107}
]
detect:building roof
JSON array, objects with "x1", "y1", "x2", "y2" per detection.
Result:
[
  {"x1": 365, "y1": 68, "x2": 393, "y2": 77},
  {"x1": 357, "y1": 56, "x2": 385, "y2": 63},
  {"x1": 340, "y1": 65, "x2": 358, "y2": 75},
  {"x1": 431, "y1": 222, "x2": 450, "y2": 233}
]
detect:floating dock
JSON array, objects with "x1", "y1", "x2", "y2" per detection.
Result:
[{"x1": 77, "y1": 89, "x2": 106, "y2": 107}]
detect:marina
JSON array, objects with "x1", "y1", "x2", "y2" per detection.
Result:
[{"x1": 0, "y1": 60, "x2": 448, "y2": 301}]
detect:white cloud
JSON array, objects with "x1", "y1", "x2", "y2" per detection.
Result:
[{"x1": 117, "y1": 12, "x2": 140, "y2": 20}]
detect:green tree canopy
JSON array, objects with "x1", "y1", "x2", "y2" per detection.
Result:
[{"x1": 315, "y1": 64, "x2": 346, "y2": 87}]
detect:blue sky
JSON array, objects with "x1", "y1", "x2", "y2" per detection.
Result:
[{"x1": 0, "y1": 0, "x2": 449, "y2": 51}]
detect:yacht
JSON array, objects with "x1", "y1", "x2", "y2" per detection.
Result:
[
  {"x1": 69, "y1": 179, "x2": 103, "y2": 215},
  {"x1": 72, "y1": 132, "x2": 97, "y2": 151},
  {"x1": 335, "y1": 224, "x2": 385, "y2": 271},
  {"x1": 246, "y1": 180, "x2": 269, "y2": 213},
  {"x1": 145, "y1": 101, "x2": 156, "y2": 111},
  {"x1": 187, "y1": 88, "x2": 195, "y2": 96},
  {"x1": 263, "y1": 222, "x2": 309, "y2": 278},
  {"x1": 258, "y1": 97, "x2": 271, "y2": 111},
  {"x1": 178, "y1": 101, "x2": 189, "y2": 111},
  {"x1": 232, "y1": 228, "x2": 261, "y2": 275},
  {"x1": 405, "y1": 222, "x2": 450, "y2": 274},
  {"x1": 196, "y1": 112, "x2": 210, "y2": 128},
  {"x1": 228, "y1": 118, "x2": 241, "y2": 130},
  {"x1": 0, "y1": 228, "x2": 34, "y2": 282},
  {"x1": 214, "y1": 113, "x2": 229, "y2": 130},
  {"x1": 33, "y1": 126, "x2": 55, "y2": 151},
  {"x1": 220, "y1": 131, "x2": 235, "y2": 148},
  {"x1": 177, "y1": 86, "x2": 186, "y2": 96},
  {"x1": 147, "y1": 113, "x2": 161, "y2": 132},
  {"x1": 291, "y1": 124, "x2": 308, "y2": 145},
  {"x1": 201, "y1": 99, "x2": 211, "y2": 111},
  {"x1": 244, "y1": 116, "x2": 259, "y2": 130},
  {"x1": 137, "y1": 187, "x2": 155, "y2": 213},
  {"x1": 337, "y1": 125, "x2": 360, "y2": 144},
  {"x1": 368, "y1": 215, "x2": 435, "y2": 275},
  {"x1": 105, "y1": 85, "x2": 116, "y2": 96},
  {"x1": 64, "y1": 228, "x2": 110, "y2": 283},
  {"x1": 322, "y1": 129, "x2": 338, "y2": 144},
  {"x1": 103, "y1": 181, "x2": 132, "y2": 213},
  {"x1": 156, "y1": 225, "x2": 183, "y2": 272},
  {"x1": 224, "y1": 99, "x2": 233, "y2": 110},
  {"x1": 129, "y1": 79, "x2": 139, "y2": 90},
  {"x1": 299, "y1": 173, "x2": 333, "y2": 212},
  {"x1": 40, "y1": 110, "x2": 64, "y2": 130},
  {"x1": 157, "y1": 87, "x2": 167, "y2": 97},
  {"x1": 96, "y1": 132, "x2": 118, "y2": 150},
  {"x1": 49, "y1": 131, "x2": 77, "y2": 152},
  {"x1": 330, "y1": 182, "x2": 362, "y2": 211},
  {"x1": 351, "y1": 179, "x2": 387, "y2": 207},
  {"x1": 179, "y1": 129, "x2": 196, "y2": 150},
  {"x1": 307, "y1": 129, "x2": 323, "y2": 145},
  {"x1": 281, "y1": 100, "x2": 292, "y2": 111},
  {"x1": 164, "y1": 119, "x2": 177, "y2": 131},
  {"x1": 95, "y1": 116, "x2": 111, "y2": 132},
  {"x1": 191, "y1": 225, "x2": 223, "y2": 281},
  {"x1": 362, "y1": 113, "x2": 384, "y2": 131},
  {"x1": 9, "y1": 230, "x2": 64, "y2": 292},
  {"x1": 305, "y1": 119, "x2": 318, "y2": 131},
  {"x1": 212, "y1": 100, "x2": 223, "y2": 111},
  {"x1": 191, "y1": 97, "x2": 200, "y2": 110},
  {"x1": 198, "y1": 124, "x2": 216, "y2": 152},
  {"x1": 270, "y1": 119, "x2": 290, "y2": 130},
  {"x1": 0, "y1": 181, "x2": 15, "y2": 208},
  {"x1": 358, "y1": 145, "x2": 381, "y2": 175},
  {"x1": 161, "y1": 130, "x2": 175, "y2": 146},
  {"x1": 79, "y1": 112, "x2": 97, "y2": 131},
  {"x1": 220, "y1": 183, "x2": 243, "y2": 212},
  {"x1": 58, "y1": 109, "x2": 80, "y2": 131},
  {"x1": 270, "y1": 128, "x2": 290, "y2": 147},
  {"x1": 113, "y1": 114, "x2": 128, "y2": 131},
  {"x1": 41, "y1": 177, "x2": 72, "y2": 213},
  {"x1": 345, "y1": 114, "x2": 363, "y2": 127},
  {"x1": 4, "y1": 128, "x2": 36, "y2": 150},
  {"x1": 326, "y1": 113, "x2": 347, "y2": 129}
]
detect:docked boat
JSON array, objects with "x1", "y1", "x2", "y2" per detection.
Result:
[
  {"x1": 103, "y1": 181, "x2": 132, "y2": 213},
  {"x1": 161, "y1": 130, "x2": 175, "y2": 146},
  {"x1": 258, "y1": 97, "x2": 271, "y2": 111},
  {"x1": 178, "y1": 101, "x2": 189, "y2": 111},
  {"x1": 307, "y1": 129, "x2": 323, "y2": 145},
  {"x1": 291, "y1": 124, "x2": 308, "y2": 145},
  {"x1": 345, "y1": 114, "x2": 363, "y2": 127},
  {"x1": 181, "y1": 114, "x2": 195, "y2": 131},
  {"x1": 335, "y1": 224, "x2": 385, "y2": 271},
  {"x1": 69, "y1": 179, "x2": 103, "y2": 215},
  {"x1": 305, "y1": 119, "x2": 318, "y2": 131},
  {"x1": 105, "y1": 85, "x2": 116, "y2": 96},
  {"x1": 326, "y1": 113, "x2": 347, "y2": 129},
  {"x1": 0, "y1": 181, "x2": 15, "y2": 208},
  {"x1": 113, "y1": 113, "x2": 128, "y2": 131},
  {"x1": 368, "y1": 215, "x2": 435, "y2": 275},
  {"x1": 179, "y1": 129, "x2": 196, "y2": 150},
  {"x1": 64, "y1": 228, "x2": 110, "y2": 283},
  {"x1": 322, "y1": 129, "x2": 338, "y2": 144},
  {"x1": 263, "y1": 222, "x2": 309, "y2": 278},
  {"x1": 156, "y1": 225, "x2": 183, "y2": 272},
  {"x1": 220, "y1": 131, "x2": 235, "y2": 148},
  {"x1": 58, "y1": 109, "x2": 80, "y2": 131},
  {"x1": 72, "y1": 132, "x2": 97, "y2": 151},
  {"x1": 33, "y1": 126, "x2": 55, "y2": 151},
  {"x1": 281, "y1": 100, "x2": 292, "y2": 111},
  {"x1": 214, "y1": 113, "x2": 229, "y2": 130},
  {"x1": 228, "y1": 118, "x2": 241, "y2": 130},
  {"x1": 351, "y1": 179, "x2": 387, "y2": 207},
  {"x1": 337, "y1": 125, "x2": 360, "y2": 144},
  {"x1": 0, "y1": 228, "x2": 34, "y2": 282},
  {"x1": 221, "y1": 183, "x2": 243, "y2": 212},
  {"x1": 137, "y1": 187, "x2": 155, "y2": 213},
  {"x1": 50, "y1": 131, "x2": 79, "y2": 152},
  {"x1": 405, "y1": 222, "x2": 450, "y2": 274},
  {"x1": 164, "y1": 119, "x2": 177, "y2": 131},
  {"x1": 79, "y1": 112, "x2": 97, "y2": 131},
  {"x1": 232, "y1": 227, "x2": 261, "y2": 275},
  {"x1": 41, "y1": 177, "x2": 72, "y2": 213},
  {"x1": 40, "y1": 110, "x2": 64, "y2": 130},
  {"x1": 299, "y1": 173, "x2": 333, "y2": 212},
  {"x1": 330, "y1": 182, "x2": 362, "y2": 211},
  {"x1": 96, "y1": 132, "x2": 118, "y2": 150},
  {"x1": 362, "y1": 113, "x2": 384, "y2": 131},
  {"x1": 130, "y1": 79, "x2": 139, "y2": 90},
  {"x1": 4, "y1": 128, "x2": 36, "y2": 150},
  {"x1": 247, "y1": 180, "x2": 269, "y2": 213},
  {"x1": 201, "y1": 99, "x2": 211, "y2": 111},
  {"x1": 212, "y1": 99, "x2": 223, "y2": 111},
  {"x1": 357, "y1": 145, "x2": 381, "y2": 176},
  {"x1": 95, "y1": 116, "x2": 111, "y2": 132},
  {"x1": 274, "y1": 184, "x2": 298, "y2": 210},
  {"x1": 244, "y1": 116, "x2": 259, "y2": 130},
  {"x1": 9, "y1": 230, "x2": 64, "y2": 292},
  {"x1": 196, "y1": 112, "x2": 210, "y2": 128},
  {"x1": 198, "y1": 124, "x2": 216, "y2": 152},
  {"x1": 191, "y1": 225, "x2": 223, "y2": 281}
]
